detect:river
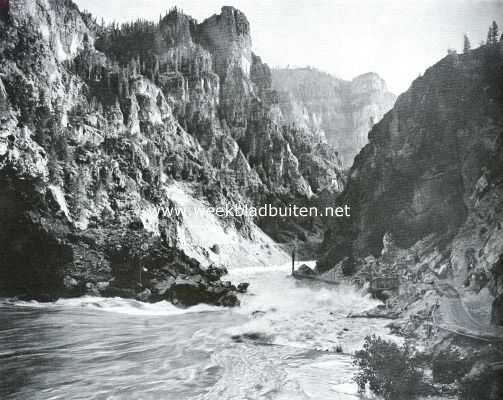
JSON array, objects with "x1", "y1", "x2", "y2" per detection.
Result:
[{"x1": 0, "y1": 263, "x2": 393, "y2": 400}]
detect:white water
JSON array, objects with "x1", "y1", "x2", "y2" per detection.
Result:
[{"x1": 0, "y1": 263, "x2": 391, "y2": 400}]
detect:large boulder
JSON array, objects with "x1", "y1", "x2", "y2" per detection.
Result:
[{"x1": 170, "y1": 277, "x2": 208, "y2": 306}]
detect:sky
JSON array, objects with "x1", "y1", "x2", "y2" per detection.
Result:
[{"x1": 74, "y1": 0, "x2": 503, "y2": 94}]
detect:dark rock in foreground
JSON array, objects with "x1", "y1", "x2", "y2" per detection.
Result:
[{"x1": 101, "y1": 233, "x2": 241, "y2": 307}]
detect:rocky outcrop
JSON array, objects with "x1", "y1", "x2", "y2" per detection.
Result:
[
  {"x1": 272, "y1": 68, "x2": 396, "y2": 167},
  {"x1": 319, "y1": 42, "x2": 503, "y2": 322},
  {"x1": 0, "y1": 2, "x2": 341, "y2": 303},
  {"x1": 103, "y1": 233, "x2": 242, "y2": 307}
]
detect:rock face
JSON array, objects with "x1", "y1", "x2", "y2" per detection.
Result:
[
  {"x1": 319, "y1": 43, "x2": 503, "y2": 320},
  {"x1": 0, "y1": 2, "x2": 342, "y2": 303},
  {"x1": 272, "y1": 68, "x2": 396, "y2": 167}
]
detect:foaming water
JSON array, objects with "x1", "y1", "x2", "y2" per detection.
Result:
[
  {"x1": 7, "y1": 296, "x2": 222, "y2": 316},
  {"x1": 228, "y1": 263, "x2": 389, "y2": 353},
  {"x1": 0, "y1": 263, "x2": 391, "y2": 400}
]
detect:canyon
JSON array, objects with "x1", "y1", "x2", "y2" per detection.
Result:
[{"x1": 1, "y1": 0, "x2": 503, "y2": 398}]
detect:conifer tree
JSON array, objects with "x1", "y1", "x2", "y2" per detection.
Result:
[
  {"x1": 492, "y1": 21, "x2": 499, "y2": 41},
  {"x1": 487, "y1": 21, "x2": 499, "y2": 45},
  {"x1": 463, "y1": 34, "x2": 471, "y2": 53}
]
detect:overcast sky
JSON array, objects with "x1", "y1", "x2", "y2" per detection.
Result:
[{"x1": 75, "y1": 0, "x2": 502, "y2": 94}]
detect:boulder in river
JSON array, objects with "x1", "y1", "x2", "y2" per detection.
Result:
[
  {"x1": 297, "y1": 264, "x2": 316, "y2": 275},
  {"x1": 170, "y1": 278, "x2": 206, "y2": 306},
  {"x1": 136, "y1": 288, "x2": 152, "y2": 302},
  {"x1": 237, "y1": 282, "x2": 250, "y2": 293}
]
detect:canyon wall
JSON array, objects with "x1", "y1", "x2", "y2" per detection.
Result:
[
  {"x1": 319, "y1": 43, "x2": 503, "y2": 322},
  {"x1": 0, "y1": 1, "x2": 343, "y2": 303}
]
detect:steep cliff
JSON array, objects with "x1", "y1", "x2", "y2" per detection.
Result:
[
  {"x1": 319, "y1": 42, "x2": 503, "y2": 323},
  {"x1": 272, "y1": 67, "x2": 396, "y2": 167},
  {"x1": 0, "y1": 1, "x2": 342, "y2": 303}
]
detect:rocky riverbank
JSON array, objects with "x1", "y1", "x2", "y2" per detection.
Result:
[{"x1": 329, "y1": 233, "x2": 503, "y2": 398}]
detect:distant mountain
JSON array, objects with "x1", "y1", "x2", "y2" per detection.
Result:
[{"x1": 272, "y1": 67, "x2": 396, "y2": 167}]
